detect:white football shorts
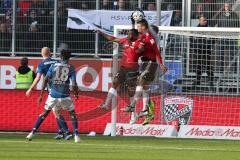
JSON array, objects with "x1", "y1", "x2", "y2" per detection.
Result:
[{"x1": 44, "y1": 95, "x2": 74, "y2": 112}]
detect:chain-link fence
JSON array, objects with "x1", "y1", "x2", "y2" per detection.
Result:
[{"x1": 0, "y1": 0, "x2": 239, "y2": 57}]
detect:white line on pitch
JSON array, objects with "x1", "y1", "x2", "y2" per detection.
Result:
[{"x1": 0, "y1": 140, "x2": 239, "y2": 152}]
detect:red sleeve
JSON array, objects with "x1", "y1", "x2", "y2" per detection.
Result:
[
  {"x1": 133, "y1": 40, "x2": 142, "y2": 50},
  {"x1": 145, "y1": 32, "x2": 156, "y2": 47},
  {"x1": 119, "y1": 38, "x2": 127, "y2": 44}
]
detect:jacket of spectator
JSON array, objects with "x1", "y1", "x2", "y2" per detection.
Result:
[
  {"x1": 16, "y1": 57, "x2": 36, "y2": 89},
  {"x1": 216, "y1": 3, "x2": 240, "y2": 28},
  {"x1": 217, "y1": 11, "x2": 240, "y2": 27}
]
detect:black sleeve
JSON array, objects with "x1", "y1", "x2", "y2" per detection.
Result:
[{"x1": 32, "y1": 71, "x2": 36, "y2": 81}]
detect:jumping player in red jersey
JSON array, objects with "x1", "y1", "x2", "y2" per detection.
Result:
[
  {"x1": 122, "y1": 19, "x2": 168, "y2": 125},
  {"x1": 96, "y1": 29, "x2": 142, "y2": 110}
]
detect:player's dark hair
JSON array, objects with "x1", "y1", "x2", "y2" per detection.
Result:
[
  {"x1": 61, "y1": 49, "x2": 71, "y2": 60},
  {"x1": 150, "y1": 25, "x2": 159, "y2": 34},
  {"x1": 130, "y1": 29, "x2": 138, "y2": 37},
  {"x1": 21, "y1": 57, "x2": 28, "y2": 66},
  {"x1": 137, "y1": 19, "x2": 149, "y2": 29}
]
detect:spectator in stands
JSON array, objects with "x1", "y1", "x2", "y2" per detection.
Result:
[
  {"x1": 147, "y1": 2, "x2": 156, "y2": 11},
  {"x1": 28, "y1": 0, "x2": 50, "y2": 18},
  {"x1": 192, "y1": 0, "x2": 214, "y2": 19},
  {"x1": 129, "y1": 0, "x2": 138, "y2": 9},
  {"x1": 80, "y1": 2, "x2": 89, "y2": 10},
  {"x1": 18, "y1": 0, "x2": 32, "y2": 17},
  {"x1": 3, "y1": 0, "x2": 12, "y2": 13},
  {"x1": 28, "y1": 0, "x2": 53, "y2": 33},
  {"x1": 0, "y1": 23, "x2": 8, "y2": 33},
  {"x1": 215, "y1": 2, "x2": 239, "y2": 72},
  {"x1": 167, "y1": 3, "x2": 175, "y2": 11},
  {"x1": 16, "y1": 57, "x2": 36, "y2": 89},
  {"x1": 58, "y1": 0, "x2": 68, "y2": 16},
  {"x1": 27, "y1": 9, "x2": 42, "y2": 29},
  {"x1": 116, "y1": 0, "x2": 129, "y2": 10},
  {"x1": 192, "y1": 3, "x2": 204, "y2": 19},
  {"x1": 192, "y1": 15, "x2": 214, "y2": 88},
  {"x1": 215, "y1": 2, "x2": 240, "y2": 28},
  {"x1": 171, "y1": 10, "x2": 182, "y2": 26},
  {"x1": 101, "y1": 0, "x2": 112, "y2": 10},
  {"x1": 0, "y1": 23, "x2": 11, "y2": 52},
  {"x1": 3, "y1": 0, "x2": 17, "y2": 29},
  {"x1": 56, "y1": 0, "x2": 69, "y2": 46},
  {"x1": 27, "y1": 23, "x2": 42, "y2": 51},
  {"x1": 23, "y1": 9, "x2": 48, "y2": 52}
]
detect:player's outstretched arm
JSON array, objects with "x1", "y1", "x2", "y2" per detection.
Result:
[
  {"x1": 96, "y1": 30, "x2": 120, "y2": 43},
  {"x1": 38, "y1": 76, "x2": 48, "y2": 105},
  {"x1": 26, "y1": 73, "x2": 42, "y2": 97}
]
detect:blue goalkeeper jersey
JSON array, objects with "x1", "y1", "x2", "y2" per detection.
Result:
[
  {"x1": 46, "y1": 60, "x2": 76, "y2": 98},
  {"x1": 36, "y1": 57, "x2": 57, "y2": 76}
]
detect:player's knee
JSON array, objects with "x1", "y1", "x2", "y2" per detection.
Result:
[
  {"x1": 39, "y1": 110, "x2": 50, "y2": 118},
  {"x1": 52, "y1": 108, "x2": 61, "y2": 119},
  {"x1": 69, "y1": 110, "x2": 77, "y2": 119},
  {"x1": 139, "y1": 71, "x2": 153, "y2": 85},
  {"x1": 113, "y1": 77, "x2": 120, "y2": 88},
  {"x1": 138, "y1": 75, "x2": 146, "y2": 85},
  {"x1": 112, "y1": 81, "x2": 119, "y2": 89}
]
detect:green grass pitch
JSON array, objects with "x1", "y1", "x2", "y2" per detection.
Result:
[{"x1": 0, "y1": 133, "x2": 240, "y2": 160}]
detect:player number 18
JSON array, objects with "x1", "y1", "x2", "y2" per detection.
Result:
[{"x1": 55, "y1": 67, "x2": 69, "y2": 82}]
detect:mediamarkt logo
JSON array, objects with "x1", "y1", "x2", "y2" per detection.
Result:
[
  {"x1": 186, "y1": 127, "x2": 240, "y2": 138},
  {"x1": 116, "y1": 126, "x2": 166, "y2": 136}
]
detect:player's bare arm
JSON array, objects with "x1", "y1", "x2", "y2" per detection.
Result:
[
  {"x1": 26, "y1": 73, "x2": 42, "y2": 97},
  {"x1": 155, "y1": 47, "x2": 168, "y2": 73},
  {"x1": 38, "y1": 76, "x2": 49, "y2": 105},
  {"x1": 96, "y1": 30, "x2": 120, "y2": 43}
]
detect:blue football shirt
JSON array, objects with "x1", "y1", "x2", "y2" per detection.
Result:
[
  {"x1": 36, "y1": 58, "x2": 57, "y2": 76},
  {"x1": 46, "y1": 60, "x2": 76, "y2": 98}
]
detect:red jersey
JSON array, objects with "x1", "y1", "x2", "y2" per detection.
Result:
[
  {"x1": 118, "y1": 38, "x2": 141, "y2": 69},
  {"x1": 139, "y1": 31, "x2": 163, "y2": 65}
]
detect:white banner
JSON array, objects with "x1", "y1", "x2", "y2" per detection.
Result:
[
  {"x1": 67, "y1": 9, "x2": 173, "y2": 34},
  {"x1": 103, "y1": 123, "x2": 177, "y2": 137},
  {"x1": 178, "y1": 125, "x2": 240, "y2": 140}
]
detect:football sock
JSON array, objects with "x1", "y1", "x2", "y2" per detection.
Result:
[
  {"x1": 71, "y1": 115, "x2": 78, "y2": 135},
  {"x1": 142, "y1": 90, "x2": 149, "y2": 111},
  {"x1": 32, "y1": 115, "x2": 45, "y2": 134},
  {"x1": 104, "y1": 87, "x2": 117, "y2": 106},
  {"x1": 57, "y1": 115, "x2": 70, "y2": 134},
  {"x1": 131, "y1": 86, "x2": 143, "y2": 107}
]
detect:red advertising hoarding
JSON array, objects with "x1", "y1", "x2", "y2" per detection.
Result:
[{"x1": 0, "y1": 58, "x2": 240, "y2": 134}]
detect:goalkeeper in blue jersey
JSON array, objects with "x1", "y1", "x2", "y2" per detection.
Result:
[
  {"x1": 26, "y1": 47, "x2": 71, "y2": 141},
  {"x1": 38, "y1": 49, "x2": 80, "y2": 143}
]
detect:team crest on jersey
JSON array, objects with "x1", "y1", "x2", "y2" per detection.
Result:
[{"x1": 163, "y1": 96, "x2": 193, "y2": 125}]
